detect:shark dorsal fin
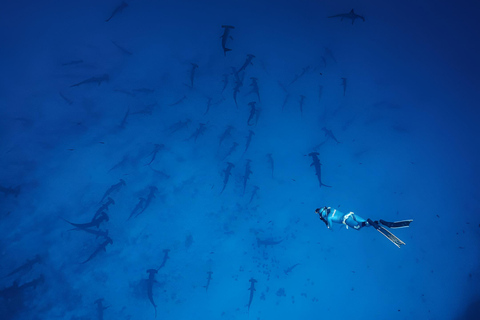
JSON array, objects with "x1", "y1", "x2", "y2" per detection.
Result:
[{"x1": 350, "y1": 9, "x2": 354, "y2": 13}]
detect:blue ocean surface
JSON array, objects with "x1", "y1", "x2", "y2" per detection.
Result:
[{"x1": 1, "y1": 0, "x2": 479, "y2": 319}]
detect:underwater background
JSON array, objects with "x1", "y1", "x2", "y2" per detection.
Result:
[{"x1": 1, "y1": 0, "x2": 479, "y2": 319}]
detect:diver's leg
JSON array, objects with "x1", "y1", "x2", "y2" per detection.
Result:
[
  {"x1": 345, "y1": 216, "x2": 363, "y2": 230},
  {"x1": 353, "y1": 214, "x2": 367, "y2": 223},
  {"x1": 351, "y1": 214, "x2": 370, "y2": 228}
]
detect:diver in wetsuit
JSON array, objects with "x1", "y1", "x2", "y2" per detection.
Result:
[
  {"x1": 315, "y1": 207, "x2": 368, "y2": 230},
  {"x1": 315, "y1": 206, "x2": 413, "y2": 247}
]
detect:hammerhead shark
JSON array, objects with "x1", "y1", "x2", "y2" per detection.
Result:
[
  {"x1": 308, "y1": 152, "x2": 331, "y2": 188},
  {"x1": 220, "y1": 25, "x2": 235, "y2": 56},
  {"x1": 203, "y1": 271, "x2": 213, "y2": 292},
  {"x1": 324, "y1": 47, "x2": 337, "y2": 64},
  {"x1": 130, "y1": 103, "x2": 156, "y2": 116},
  {"x1": 100, "y1": 179, "x2": 126, "y2": 203},
  {"x1": 257, "y1": 237, "x2": 283, "y2": 247},
  {"x1": 59, "y1": 92, "x2": 73, "y2": 105},
  {"x1": 289, "y1": 66, "x2": 310, "y2": 85},
  {"x1": 157, "y1": 249, "x2": 170, "y2": 270},
  {"x1": 221, "y1": 73, "x2": 229, "y2": 93},
  {"x1": 81, "y1": 237, "x2": 113, "y2": 264},
  {"x1": 328, "y1": 9, "x2": 365, "y2": 24},
  {"x1": 232, "y1": 69, "x2": 244, "y2": 107},
  {"x1": 70, "y1": 74, "x2": 109, "y2": 87},
  {"x1": 95, "y1": 298, "x2": 108, "y2": 320},
  {"x1": 133, "y1": 88, "x2": 155, "y2": 94},
  {"x1": 62, "y1": 60, "x2": 83, "y2": 66},
  {"x1": 3, "y1": 254, "x2": 42, "y2": 278},
  {"x1": 218, "y1": 126, "x2": 234, "y2": 146},
  {"x1": 237, "y1": 54, "x2": 255, "y2": 74},
  {"x1": 105, "y1": 2, "x2": 128, "y2": 22},
  {"x1": 146, "y1": 144, "x2": 165, "y2": 166},
  {"x1": 284, "y1": 263, "x2": 300, "y2": 275},
  {"x1": 299, "y1": 95, "x2": 306, "y2": 116},
  {"x1": 71, "y1": 228, "x2": 109, "y2": 239},
  {"x1": 114, "y1": 89, "x2": 135, "y2": 97},
  {"x1": 203, "y1": 96, "x2": 225, "y2": 115},
  {"x1": 222, "y1": 142, "x2": 238, "y2": 161},
  {"x1": 112, "y1": 41, "x2": 132, "y2": 55},
  {"x1": 65, "y1": 212, "x2": 109, "y2": 229},
  {"x1": 168, "y1": 95, "x2": 187, "y2": 106},
  {"x1": 135, "y1": 186, "x2": 158, "y2": 218},
  {"x1": 186, "y1": 123, "x2": 207, "y2": 142},
  {"x1": 247, "y1": 77, "x2": 261, "y2": 102},
  {"x1": 266, "y1": 153, "x2": 274, "y2": 178},
  {"x1": 341, "y1": 77, "x2": 347, "y2": 96},
  {"x1": 248, "y1": 185, "x2": 259, "y2": 204},
  {"x1": 247, "y1": 278, "x2": 257, "y2": 311},
  {"x1": 243, "y1": 130, "x2": 255, "y2": 154},
  {"x1": 204, "y1": 97, "x2": 213, "y2": 115},
  {"x1": 281, "y1": 93, "x2": 290, "y2": 111},
  {"x1": 19, "y1": 274, "x2": 44, "y2": 290},
  {"x1": 128, "y1": 197, "x2": 146, "y2": 220},
  {"x1": 243, "y1": 160, "x2": 253, "y2": 195},
  {"x1": 0, "y1": 275, "x2": 44, "y2": 303},
  {"x1": 220, "y1": 162, "x2": 235, "y2": 194},
  {"x1": 247, "y1": 102, "x2": 257, "y2": 126},
  {"x1": 95, "y1": 197, "x2": 115, "y2": 218},
  {"x1": 168, "y1": 119, "x2": 191, "y2": 134},
  {"x1": 186, "y1": 63, "x2": 199, "y2": 88},
  {"x1": 322, "y1": 127, "x2": 340, "y2": 143},
  {"x1": 146, "y1": 269, "x2": 158, "y2": 318},
  {"x1": 119, "y1": 108, "x2": 130, "y2": 129},
  {"x1": 0, "y1": 185, "x2": 21, "y2": 197}
]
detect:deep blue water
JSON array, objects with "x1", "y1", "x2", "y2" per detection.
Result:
[{"x1": 1, "y1": 0, "x2": 479, "y2": 319}]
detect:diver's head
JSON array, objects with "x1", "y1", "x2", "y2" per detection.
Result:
[
  {"x1": 315, "y1": 207, "x2": 328, "y2": 215},
  {"x1": 316, "y1": 207, "x2": 329, "y2": 228}
]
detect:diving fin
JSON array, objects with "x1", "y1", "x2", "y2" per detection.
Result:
[
  {"x1": 379, "y1": 219, "x2": 413, "y2": 229},
  {"x1": 367, "y1": 219, "x2": 405, "y2": 248}
]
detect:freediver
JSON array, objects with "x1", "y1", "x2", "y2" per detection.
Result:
[{"x1": 315, "y1": 206, "x2": 412, "y2": 247}]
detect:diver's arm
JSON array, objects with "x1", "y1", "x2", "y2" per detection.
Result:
[{"x1": 327, "y1": 216, "x2": 334, "y2": 230}]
